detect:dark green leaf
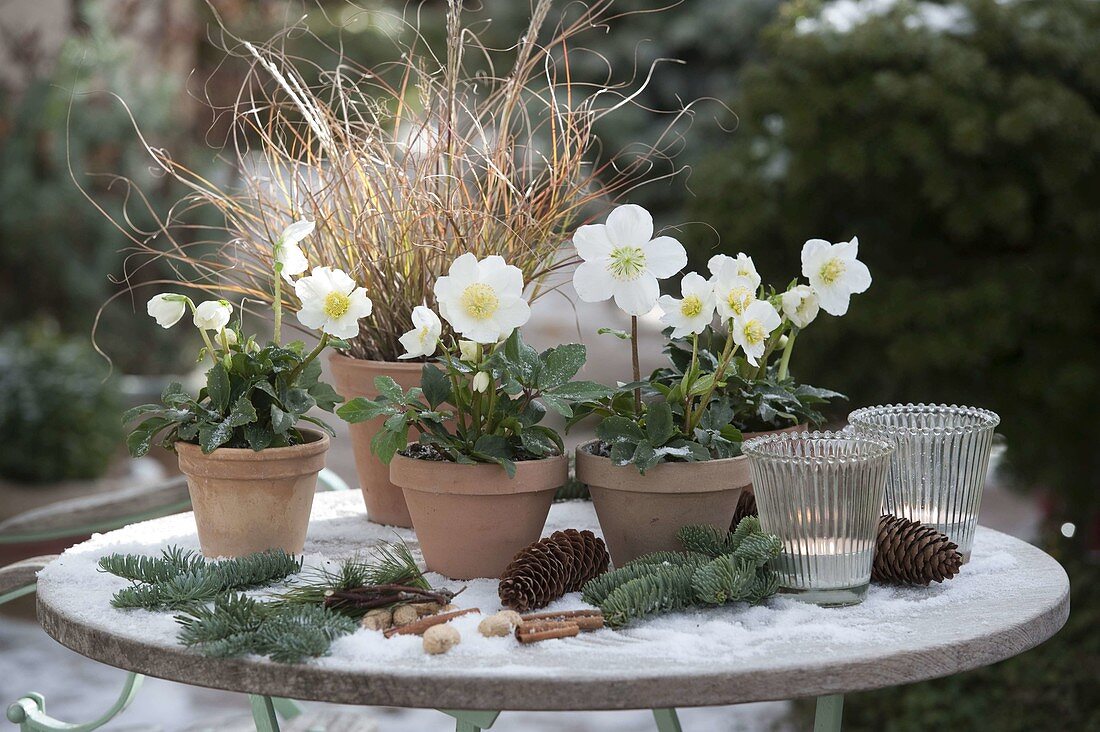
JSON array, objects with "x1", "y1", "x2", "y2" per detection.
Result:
[
  {"x1": 307, "y1": 380, "x2": 343, "y2": 412},
  {"x1": 244, "y1": 423, "x2": 274, "y2": 451},
  {"x1": 520, "y1": 426, "x2": 562, "y2": 456},
  {"x1": 539, "y1": 393, "x2": 574, "y2": 418},
  {"x1": 271, "y1": 405, "x2": 295, "y2": 434},
  {"x1": 545, "y1": 380, "x2": 612, "y2": 401},
  {"x1": 122, "y1": 403, "x2": 163, "y2": 424},
  {"x1": 126, "y1": 417, "x2": 173, "y2": 458},
  {"x1": 336, "y1": 397, "x2": 393, "y2": 423},
  {"x1": 645, "y1": 402, "x2": 676, "y2": 446},
  {"x1": 472, "y1": 434, "x2": 512, "y2": 460},
  {"x1": 373, "y1": 376, "x2": 405, "y2": 403},
  {"x1": 539, "y1": 344, "x2": 586, "y2": 390},
  {"x1": 421, "y1": 364, "x2": 452, "y2": 410},
  {"x1": 207, "y1": 363, "x2": 231, "y2": 412},
  {"x1": 283, "y1": 388, "x2": 316, "y2": 415},
  {"x1": 597, "y1": 416, "x2": 645, "y2": 445}
]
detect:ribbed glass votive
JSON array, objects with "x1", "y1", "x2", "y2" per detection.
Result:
[
  {"x1": 847, "y1": 403, "x2": 1000, "y2": 561},
  {"x1": 743, "y1": 431, "x2": 893, "y2": 606}
]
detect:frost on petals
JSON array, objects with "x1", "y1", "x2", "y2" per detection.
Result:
[
  {"x1": 571, "y1": 204, "x2": 687, "y2": 316},
  {"x1": 801, "y1": 237, "x2": 871, "y2": 316},
  {"x1": 434, "y1": 253, "x2": 530, "y2": 344},
  {"x1": 398, "y1": 305, "x2": 442, "y2": 359},
  {"x1": 294, "y1": 266, "x2": 373, "y2": 339}
]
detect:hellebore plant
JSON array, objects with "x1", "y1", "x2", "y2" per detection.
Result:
[
  {"x1": 126, "y1": 221, "x2": 373, "y2": 456},
  {"x1": 337, "y1": 253, "x2": 610, "y2": 477},
  {"x1": 568, "y1": 205, "x2": 871, "y2": 473}
]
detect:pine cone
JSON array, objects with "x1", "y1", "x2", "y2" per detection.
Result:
[
  {"x1": 498, "y1": 529, "x2": 610, "y2": 611},
  {"x1": 729, "y1": 490, "x2": 758, "y2": 533},
  {"x1": 872, "y1": 514, "x2": 963, "y2": 586}
]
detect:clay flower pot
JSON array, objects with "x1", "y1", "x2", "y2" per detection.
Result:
[
  {"x1": 390, "y1": 453, "x2": 568, "y2": 580},
  {"x1": 329, "y1": 354, "x2": 421, "y2": 527},
  {"x1": 740, "y1": 423, "x2": 808, "y2": 497},
  {"x1": 176, "y1": 430, "x2": 329, "y2": 557},
  {"x1": 575, "y1": 440, "x2": 749, "y2": 566}
]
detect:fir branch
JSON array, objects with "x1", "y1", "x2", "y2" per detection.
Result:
[
  {"x1": 731, "y1": 532, "x2": 783, "y2": 567},
  {"x1": 600, "y1": 565, "x2": 699, "y2": 628},
  {"x1": 677, "y1": 525, "x2": 734, "y2": 557},
  {"x1": 98, "y1": 546, "x2": 206, "y2": 584},
  {"x1": 111, "y1": 571, "x2": 225, "y2": 610},
  {"x1": 691, "y1": 556, "x2": 756, "y2": 605},
  {"x1": 581, "y1": 553, "x2": 709, "y2": 607},
  {"x1": 728, "y1": 516, "x2": 763, "y2": 552}
]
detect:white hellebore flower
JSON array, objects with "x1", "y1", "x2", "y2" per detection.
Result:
[
  {"x1": 572, "y1": 204, "x2": 687, "y2": 316},
  {"x1": 458, "y1": 340, "x2": 480, "y2": 363},
  {"x1": 294, "y1": 267, "x2": 373, "y2": 339},
  {"x1": 707, "y1": 252, "x2": 761, "y2": 289},
  {"x1": 398, "y1": 306, "x2": 442, "y2": 360},
  {"x1": 146, "y1": 293, "x2": 187, "y2": 329},
  {"x1": 274, "y1": 219, "x2": 315, "y2": 283},
  {"x1": 712, "y1": 258, "x2": 759, "y2": 321},
  {"x1": 801, "y1": 237, "x2": 872, "y2": 316},
  {"x1": 780, "y1": 285, "x2": 820, "y2": 329},
  {"x1": 471, "y1": 371, "x2": 491, "y2": 393},
  {"x1": 193, "y1": 300, "x2": 232, "y2": 332},
  {"x1": 658, "y1": 272, "x2": 716, "y2": 338},
  {"x1": 732, "y1": 300, "x2": 782, "y2": 367},
  {"x1": 218, "y1": 329, "x2": 238, "y2": 348},
  {"x1": 434, "y1": 253, "x2": 530, "y2": 344}
]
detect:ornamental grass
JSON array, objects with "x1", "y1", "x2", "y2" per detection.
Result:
[{"x1": 99, "y1": 0, "x2": 695, "y2": 361}]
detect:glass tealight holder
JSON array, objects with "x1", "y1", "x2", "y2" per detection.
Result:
[
  {"x1": 847, "y1": 403, "x2": 1000, "y2": 562},
  {"x1": 743, "y1": 431, "x2": 893, "y2": 607}
]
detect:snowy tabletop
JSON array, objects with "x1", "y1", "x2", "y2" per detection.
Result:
[{"x1": 34, "y1": 492, "x2": 1069, "y2": 711}]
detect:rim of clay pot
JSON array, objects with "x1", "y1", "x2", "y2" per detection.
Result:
[
  {"x1": 329, "y1": 352, "x2": 425, "y2": 377},
  {"x1": 575, "y1": 439, "x2": 750, "y2": 494},
  {"x1": 390, "y1": 451, "x2": 568, "y2": 496},
  {"x1": 175, "y1": 428, "x2": 329, "y2": 462}
]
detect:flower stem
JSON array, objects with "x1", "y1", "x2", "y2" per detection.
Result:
[
  {"x1": 776, "y1": 328, "x2": 798, "y2": 382},
  {"x1": 686, "y1": 322, "x2": 739, "y2": 435},
  {"x1": 273, "y1": 265, "x2": 283, "y2": 346},
  {"x1": 683, "y1": 333, "x2": 699, "y2": 421},
  {"x1": 288, "y1": 333, "x2": 329, "y2": 385},
  {"x1": 631, "y1": 316, "x2": 641, "y2": 416}
]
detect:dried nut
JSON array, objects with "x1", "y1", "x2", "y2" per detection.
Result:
[
  {"x1": 392, "y1": 604, "x2": 420, "y2": 626},
  {"x1": 478, "y1": 614, "x2": 511, "y2": 637},
  {"x1": 440, "y1": 603, "x2": 459, "y2": 613},
  {"x1": 423, "y1": 624, "x2": 461, "y2": 655},
  {"x1": 498, "y1": 610, "x2": 523, "y2": 627},
  {"x1": 413, "y1": 602, "x2": 442, "y2": 617},
  {"x1": 360, "y1": 608, "x2": 393, "y2": 632}
]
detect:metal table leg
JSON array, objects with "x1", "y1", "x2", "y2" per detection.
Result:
[
  {"x1": 814, "y1": 694, "x2": 844, "y2": 732},
  {"x1": 440, "y1": 709, "x2": 501, "y2": 731},
  {"x1": 652, "y1": 708, "x2": 683, "y2": 732},
  {"x1": 6, "y1": 672, "x2": 145, "y2": 732},
  {"x1": 249, "y1": 695, "x2": 281, "y2": 732}
]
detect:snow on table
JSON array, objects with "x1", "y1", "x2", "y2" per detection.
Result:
[{"x1": 33, "y1": 491, "x2": 1069, "y2": 711}]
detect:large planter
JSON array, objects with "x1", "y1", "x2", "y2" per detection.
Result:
[
  {"x1": 329, "y1": 354, "x2": 421, "y2": 528},
  {"x1": 390, "y1": 453, "x2": 567, "y2": 580},
  {"x1": 575, "y1": 441, "x2": 750, "y2": 566},
  {"x1": 177, "y1": 429, "x2": 329, "y2": 557}
]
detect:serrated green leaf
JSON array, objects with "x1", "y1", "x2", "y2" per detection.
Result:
[
  {"x1": 472, "y1": 434, "x2": 512, "y2": 460},
  {"x1": 597, "y1": 416, "x2": 646, "y2": 445},
  {"x1": 520, "y1": 426, "x2": 562, "y2": 456},
  {"x1": 126, "y1": 417, "x2": 173, "y2": 458},
  {"x1": 122, "y1": 403, "x2": 163, "y2": 424},
  {"x1": 421, "y1": 364, "x2": 451, "y2": 410},
  {"x1": 270, "y1": 404, "x2": 295, "y2": 434},
  {"x1": 645, "y1": 402, "x2": 676, "y2": 446},
  {"x1": 307, "y1": 380, "x2": 343, "y2": 412},
  {"x1": 283, "y1": 388, "x2": 316, "y2": 414},
  {"x1": 539, "y1": 393, "x2": 573, "y2": 418},
  {"x1": 373, "y1": 376, "x2": 405, "y2": 403},
  {"x1": 539, "y1": 343, "x2": 586, "y2": 390},
  {"x1": 545, "y1": 380, "x2": 612, "y2": 401},
  {"x1": 336, "y1": 397, "x2": 393, "y2": 423},
  {"x1": 207, "y1": 363, "x2": 231, "y2": 412}
]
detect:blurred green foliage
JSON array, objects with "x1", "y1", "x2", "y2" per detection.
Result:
[
  {"x1": 0, "y1": 6, "x2": 199, "y2": 374},
  {"x1": 0, "y1": 327, "x2": 122, "y2": 483},
  {"x1": 685, "y1": 0, "x2": 1100, "y2": 528}
]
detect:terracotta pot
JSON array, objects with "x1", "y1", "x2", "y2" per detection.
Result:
[
  {"x1": 575, "y1": 441, "x2": 749, "y2": 566},
  {"x1": 740, "y1": 423, "x2": 808, "y2": 497},
  {"x1": 176, "y1": 430, "x2": 329, "y2": 557},
  {"x1": 390, "y1": 453, "x2": 567, "y2": 580},
  {"x1": 329, "y1": 354, "x2": 421, "y2": 527}
]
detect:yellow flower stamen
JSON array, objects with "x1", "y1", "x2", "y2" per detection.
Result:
[
  {"x1": 680, "y1": 294, "x2": 703, "y2": 318},
  {"x1": 726, "y1": 287, "x2": 753, "y2": 315},
  {"x1": 608, "y1": 246, "x2": 647, "y2": 280},
  {"x1": 323, "y1": 291, "x2": 351, "y2": 319},
  {"x1": 820, "y1": 257, "x2": 846, "y2": 285},
  {"x1": 460, "y1": 283, "x2": 500, "y2": 320},
  {"x1": 743, "y1": 319, "x2": 767, "y2": 345}
]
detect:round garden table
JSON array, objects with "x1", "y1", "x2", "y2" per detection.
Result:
[{"x1": 10, "y1": 491, "x2": 1069, "y2": 732}]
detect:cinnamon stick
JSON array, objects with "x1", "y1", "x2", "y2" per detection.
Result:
[
  {"x1": 516, "y1": 620, "x2": 580, "y2": 644},
  {"x1": 521, "y1": 609, "x2": 604, "y2": 631},
  {"x1": 384, "y1": 607, "x2": 479, "y2": 638}
]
